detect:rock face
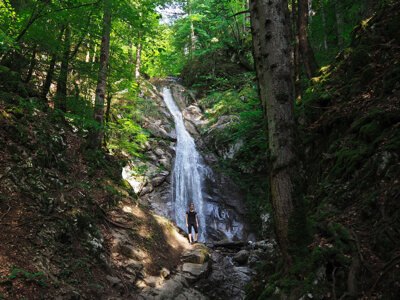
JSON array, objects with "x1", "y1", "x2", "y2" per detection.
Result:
[{"x1": 123, "y1": 82, "x2": 252, "y2": 242}]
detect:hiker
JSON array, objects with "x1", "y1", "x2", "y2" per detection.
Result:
[{"x1": 186, "y1": 203, "x2": 199, "y2": 244}]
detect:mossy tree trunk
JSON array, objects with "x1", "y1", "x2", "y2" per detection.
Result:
[
  {"x1": 89, "y1": 0, "x2": 111, "y2": 149},
  {"x1": 249, "y1": 0, "x2": 297, "y2": 267}
]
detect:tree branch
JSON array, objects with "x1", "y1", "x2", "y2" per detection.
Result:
[
  {"x1": 40, "y1": 0, "x2": 102, "y2": 18},
  {"x1": 231, "y1": 10, "x2": 250, "y2": 17}
]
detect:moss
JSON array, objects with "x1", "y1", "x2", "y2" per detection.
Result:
[{"x1": 7, "y1": 107, "x2": 24, "y2": 119}]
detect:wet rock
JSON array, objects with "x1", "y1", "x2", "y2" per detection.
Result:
[{"x1": 233, "y1": 250, "x2": 249, "y2": 265}]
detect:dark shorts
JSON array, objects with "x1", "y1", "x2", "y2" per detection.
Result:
[{"x1": 187, "y1": 223, "x2": 198, "y2": 234}]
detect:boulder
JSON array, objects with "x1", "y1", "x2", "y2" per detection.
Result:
[
  {"x1": 184, "y1": 120, "x2": 199, "y2": 136},
  {"x1": 182, "y1": 248, "x2": 210, "y2": 264},
  {"x1": 144, "y1": 276, "x2": 164, "y2": 288},
  {"x1": 182, "y1": 262, "x2": 209, "y2": 279},
  {"x1": 233, "y1": 250, "x2": 249, "y2": 265}
]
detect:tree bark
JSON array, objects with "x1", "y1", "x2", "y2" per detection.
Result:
[
  {"x1": 42, "y1": 55, "x2": 57, "y2": 106},
  {"x1": 55, "y1": 25, "x2": 71, "y2": 112},
  {"x1": 188, "y1": 1, "x2": 195, "y2": 58},
  {"x1": 24, "y1": 45, "x2": 37, "y2": 83},
  {"x1": 335, "y1": 0, "x2": 344, "y2": 48},
  {"x1": 298, "y1": 0, "x2": 319, "y2": 79},
  {"x1": 89, "y1": 0, "x2": 112, "y2": 149},
  {"x1": 249, "y1": 0, "x2": 296, "y2": 267},
  {"x1": 135, "y1": 33, "x2": 142, "y2": 79},
  {"x1": 321, "y1": 1, "x2": 328, "y2": 51},
  {"x1": 291, "y1": 0, "x2": 302, "y2": 100},
  {"x1": 42, "y1": 26, "x2": 66, "y2": 106}
]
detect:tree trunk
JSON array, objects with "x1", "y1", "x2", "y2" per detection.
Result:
[
  {"x1": 298, "y1": 0, "x2": 319, "y2": 79},
  {"x1": 135, "y1": 33, "x2": 142, "y2": 79},
  {"x1": 89, "y1": 0, "x2": 112, "y2": 149},
  {"x1": 249, "y1": 0, "x2": 297, "y2": 267},
  {"x1": 24, "y1": 45, "x2": 37, "y2": 83},
  {"x1": 335, "y1": 1, "x2": 344, "y2": 48},
  {"x1": 55, "y1": 25, "x2": 71, "y2": 112},
  {"x1": 42, "y1": 56, "x2": 57, "y2": 106},
  {"x1": 188, "y1": 1, "x2": 195, "y2": 58},
  {"x1": 42, "y1": 26, "x2": 66, "y2": 106},
  {"x1": 291, "y1": 0, "x2": 302, "y2": 100},
  {"x1": 321, "y1": 1, "x2": 328, "y2": 51}
]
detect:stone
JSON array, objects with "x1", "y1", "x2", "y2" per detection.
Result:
[
  {"x1": 159, "y1": 157, "x2": 171, "y2": 169},
  {"x1": 233, "y1": 250, "x2": 249, "y2": 265},
  {"x1": 182, "y1": 248, "x2": 209, "y2": 264},
  {"x1": 184, "y1": 120, "x2": 199, "y2": 136},
  {"x1": 154, "y1": 148, "x2": 165, "y2": 156},
  {"x1": 120, "y1": 245, "x2": 144, "y2": 260},
  {"x1": 154, "y1": 278, "x2": 183, "y2": 299},
  {"x1": 144, "y1": 276, "x2": 164, "y2": 287},
  {"x1": 106, "y1": 275, "x2": 122, "y2": 286},
  {"x1": 182, "y1": 262, "x2": 209, "y2": 278},
  {"x1": 151, "y1": 176, "x2": 166, "y2": 187},
  {"x1": 160, "y1": 267, "x2": 170, "y2": 278},
  {"x1": 175, "y1": 288, "x2": 208, "y2": 300}
]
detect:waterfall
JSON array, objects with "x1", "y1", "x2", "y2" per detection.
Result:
[{"x1": 163, "y1": 87, "x2": 206, "y2": 241}]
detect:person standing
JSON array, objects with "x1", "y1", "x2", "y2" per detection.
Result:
[{"x1": 186, "y1": 203, "x2": 199, "y2": 244}]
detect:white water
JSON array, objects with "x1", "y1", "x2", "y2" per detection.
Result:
[{"x1": 163, "y1": 88, "x2": 206, "y2": 241}]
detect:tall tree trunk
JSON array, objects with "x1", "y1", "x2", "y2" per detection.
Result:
[
  {"x1": 335, "y1": 0, "x2": 344, "y2": 48},
  {"x1": 188, "y1": 1, "x2": 195, "y2": 58},
  {"x1": 321, "y1": 1, "x2": 328, "y2": 51},
  {"x1": 291, "y1": 0, "x2": 302, "y2": 99},
  {"x1": 249, "y1": 0, "x2": 297, "y2": 267},
  {"x1": 135, "y1": 33, "x2": 142, "y2": 79},
  {"x1": 42, "y1": 55, "x2": 56, "y2": 105},
  {"x1": 89, "y1": 0, "x2": 111, "y2": 149},
  {"x1": 55, "y1": 25, "x2": 71, "y2": 112},
  {"x1": 42, "y1": 26, "x2": 66, "y2": 106},
  {"x1": 24, "y1": 45, "x2": 37, "y2": 83},
  {"x1": 298, "y1": 0, "x2": 319, "y2": 79}
]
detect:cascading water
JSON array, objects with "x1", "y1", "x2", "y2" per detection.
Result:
[{"x1": 163, "y1": 87, "x2": 207, "y2": 241}]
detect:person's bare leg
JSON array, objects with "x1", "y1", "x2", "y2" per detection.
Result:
[
  {"x1": 188, "y1": 233, "x2": 192, "y2": 243},
  {"x1": 195, "y1": 233, "x2": 198, "y2": 242}
]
